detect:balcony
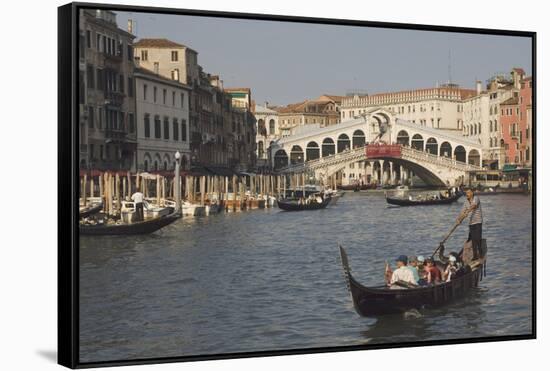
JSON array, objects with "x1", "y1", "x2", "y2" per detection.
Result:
[
  {"x1": 105, "y1": 91, "x2": 125, "y2": 107},
  {"x1": 105, "y1": 128, "x2": 129, "y2": 143},
  {"x1": 103, "y1": 52, "x2": 123, "y2": 65}
]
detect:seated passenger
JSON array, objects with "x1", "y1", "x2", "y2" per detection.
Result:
[
  {"x1": 424, "y1": 257, "x2": 442, "y2": 284},
  {"x1": 443, "y1": 255, "x2": 459, "y2": 282},
  {"x1": 407, "y1": 256, "x2": 420, "y2": 283},
  {"x1": 389, "y1": 255, "x2": 418, "y2": 287},
  {"x1": 417, "y1": 255, "x2": 427, "y2": 285}
]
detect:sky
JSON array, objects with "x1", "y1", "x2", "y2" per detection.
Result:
[{"x1": 115, "y1": 10, "x2": 532, "y2": 106}]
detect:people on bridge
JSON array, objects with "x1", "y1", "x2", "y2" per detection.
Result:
[
  {"x1": 388, "y1": 255, "x2": 418, "y2": 288},
  {"x1": 456, "y1": 189, "x2": 483, "y2": 260}
]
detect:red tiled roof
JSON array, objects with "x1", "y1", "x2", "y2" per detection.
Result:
[{"x1": 134, "y1": 38, "x2": 186, "y2": 48}]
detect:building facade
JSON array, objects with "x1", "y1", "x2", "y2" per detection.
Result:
[
  {"x1": 224, "y1": 88, "x2": 257, "y2": 172},
  {"x1": 340, "y1": 85, "x2": 475, "y2": 132},
  {"x1": 134, "y1": 68, "x2": 191, "y2": 172},
  {"x1": 253, "y1": 103, "x2": 280, "y2": 171},
  {"x1": 275, "y1": 95, "x2": 343, "y2": 137},
  {"x1": 78, "y1": 9, "x2": 137, "y2": 171}
]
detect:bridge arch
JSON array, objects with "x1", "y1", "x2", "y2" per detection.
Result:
[
  {"x1": 454, "y1": 145, "x2": 466, "y2": 163},
  {"x1": 290, "y1": 145, "x2": 304, "y2": 165},
  {"x1": 411, "y1": 134, "x2": 424, "y2": 151},
  {"x1": 306, "y1": 141, "x2": 320, "y2": 161},
  {"x1": 337, "y1": 133, "x2": 351, "y2": 153},
  {"x1": 322, "y1": 138, "x2": 335, "y2": 157},
  {"x1": 396, "y1": 130, "x2": 410, "y2": 146},
  {"x1": 352, "y1": 130, "x2": 366, "y2": 148},
  {"x1": 426, "y1": 137, "x2": 438, "y2": 155},
  {"x1": 274, "y1": 149, "x2": 288, "y2": 170},
  {"x1": 468, "y1": 149, "x2": 481, "y2": 166},
  {"x1": 440, "y1": 141, "x2": 452, "y2": 158}
]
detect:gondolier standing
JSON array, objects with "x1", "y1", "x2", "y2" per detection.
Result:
[
  {"x1": 131, "y1": 187, "x2": 145, "y2": 221},
  {"x1": 456, "y1": 189, "x2": 483, "y2": 259}
]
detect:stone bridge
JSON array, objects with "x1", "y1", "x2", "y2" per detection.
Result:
[{"x1": 270, "y1": 108, "x2": 483, "y2": 186}]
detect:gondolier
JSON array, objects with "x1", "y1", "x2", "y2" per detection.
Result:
[
  {"x1": 131, "y1": 187, "x2": 145, "y2": 221},
  {"x1": 457, "y1": 189, "x2": 483, "y2": 259}
]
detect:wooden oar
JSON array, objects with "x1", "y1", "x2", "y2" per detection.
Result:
[{"x1": 431, "y1": 214, "x2": 467, "y2": 258}]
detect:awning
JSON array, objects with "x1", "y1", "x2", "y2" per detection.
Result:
[{"x1": 502, "y1": 164, "x2": 518, "y2": 172}]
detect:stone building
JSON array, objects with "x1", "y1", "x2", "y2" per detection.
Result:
[
  {"x1": 134, "y1": 67, "x2": 191, "y2": 172},
  {"x1": 78, "y1": 9, "x2": 136, "y2": 171},
  {"x1": 224, "y1": 88, "x2": 257, "y2": 172},
  {"x1": 463, "y1": 68, "x2": 531, "y2": 168},
  {"x1": 253, "y1": 102, "x2": 279, "y2": 171},
  {"x1": 340, "y1": 85, "x2": 475, "y2": 132},
  {"x1": 275, "y1": 95, "x2": 344, "y2": 137}
]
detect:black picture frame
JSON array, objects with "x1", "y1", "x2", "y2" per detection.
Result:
[{"x1": 58, "y1": 2, "x2": 536, "y2": 368}]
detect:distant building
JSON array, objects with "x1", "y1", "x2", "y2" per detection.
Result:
[
  {"x1": 78, "y1": 9, "x2": 137, "y2": 171},
  {"x1": 224, "y1": 88, "x2": 257, "y2": 172},
  {"x1": 134, "y1": 67, "x2": 191, "y2": 172},
  {"x1": 463, "y1": 68, "x2": 531, "y2": 168},
  {"x1": 253, "y1": 102, "x2": 279, "y2": 171},
  {"x1": 275, "y1": 95, "x2": 344, "y2": 137},
  {"x1": 340, "y1": 85, "x2": 475, "y2": 131}
]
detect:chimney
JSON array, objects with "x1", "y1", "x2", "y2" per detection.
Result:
[
  {"x1": 265, "y1": 101, "x2": 269, "y2": 108},
  {"x1": 476, "y1": 80, "x2": 482, "y2": 94},
  {"x1": 127, "y1": 19, "x2": 133, "y2": 34}
]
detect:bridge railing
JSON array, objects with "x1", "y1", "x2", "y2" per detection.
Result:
[
  {"x1": 276, "y1": 143, "x2": 482, "y2": 173},
  {"x1": 400, "y1": 146, "x2": 482, "y2": 171}
]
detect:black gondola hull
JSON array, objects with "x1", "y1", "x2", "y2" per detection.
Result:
[
  {"x1": 386, "y1": 193, "x2": 461, "y2": 206},
  {"x1": 80, "y1": 212, "x2": 181, "y2": 236},
  {"x1": 339, "y1": 244, "x2": 486, "y2": 317},
  {"x1": 79, "y1": 203, "x2": 103, "y2": 218},
  {"x1": 277, "y1": 197, "x2": 331, "y2": 211}
]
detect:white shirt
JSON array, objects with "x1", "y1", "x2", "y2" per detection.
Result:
[
  {"x1": 390, "y1": 266, "x2": 417, "y2": 285},
  {"x1": 131, "y1": 192, "x2": 144, "y2": 203}
]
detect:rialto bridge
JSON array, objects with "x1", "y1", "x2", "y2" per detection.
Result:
[{"x1": 270, "y1": 108, "x2": 483, "y2": 187}]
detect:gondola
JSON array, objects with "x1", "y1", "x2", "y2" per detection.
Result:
[
  {"x1": 338, "y1": 242, "x2": 487, "y2": 317},
  {"x1": 80, "y1": 211, "x2": 181, "y2": 236},
  {"x1": 385, "y1": 193, "x2": 461, "y2": 206},
  {"x1": 337, "y1": 183, "x2": 376, "y2": 191},
  {"x1": 79, "y1": 203, "x2": 103, "y2": 218},
  {"x1": 277, "y1": 197, "x2": 331, "y2": 211}
]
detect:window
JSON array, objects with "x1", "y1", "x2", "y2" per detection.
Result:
[
  {"x1": 171, "y1": 69, "x2": 179, "y2": 81},
  {"x1": 98, "y1": 107, "x2": 103, "y2": 130},
  {"x1": 163, "y1": 117, "x2": 170, "y2": 140},
  {"x1": 127, "y1": 44, "x2": 133, "y2": 61},
  {"x1": 163, "y1": 89, "x2": 167, "y2": 105},
  {"x1": 88, "y1": 106, "x2": 94, "y2": 129},
  {"x1": 144, "y1": 114, "x2": 150, "y2": 138},
  {"x1": 102, "y1": 35, "x2": 107, "y2": 54},
  {"x1": 99, "y1": 145, "x2": 104, "y2": 160},
  {"x1": 128, "y1": 113, "x2": 135, "y2": 133},
  {"x1": 119, "y1": 74, "x2": 124, "y2": 93},
  {"x1": 171, "y1": 50, "x2": 178, "y2": 61},
  {"x1": 181, "y1": 119, "x2": 187, "y2": 141},
  {"x1": 173, "y1": 119, "x2": 179, "y2": 141},
  {"x1": 96, "y1": 69, "x2": 104, "y2": 91},
  {"x1": 86, "y1": 30, "x2": 91, "y2": 48},
  {"x1": 96, "y1": 34, "x2": 101, "y2": 51},
  {"x1": 127, "y1": 77, "x2": 133, "y2": 97},
  {"x1": 180, "y1": 93, "x2": 185, "y2": 108},
  {"x1": 154, "y1": 116, "x2": 161, "y2": 138},
  {"x1": 153, "y1": 86, "x2": 157, "y2": 103},
  {"x1": 86, "y1": 65, "x2": 95, "y2": 89},
  {"x1": 141, "y1": 49, "x2": 148, "y2": 61}
]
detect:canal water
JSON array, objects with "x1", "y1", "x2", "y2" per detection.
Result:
[{"x1": 79, "y1": 192, "x2": 533, "y2": 362}]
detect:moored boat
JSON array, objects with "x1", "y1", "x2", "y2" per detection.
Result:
[
  {"x1": 339, "y1": 242, "x2": 487, "y2": 317},
  {"x1": 80, "y1": 211, "x2": 180, "y2": 236},
  {"x1": 79, "y1": 202, "x2": 103, "y2": 218},
  {"x1": 277, "y1": 196, "x2": 331, "y2": 211}
]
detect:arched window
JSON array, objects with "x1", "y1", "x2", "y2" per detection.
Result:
[
  {"x1": 269, "y1": 119, "x2": 275, "y2": 135},
  {"x1": 322, "y1": 138, "x2": 335, "y2": 157},
  {"x1": 411, "y1": 134, "x2": 424, "y2": 151}
]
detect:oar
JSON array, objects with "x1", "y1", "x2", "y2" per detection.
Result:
[{"x1": 430, "y1": 214, "x2": 466, "y2": 259}]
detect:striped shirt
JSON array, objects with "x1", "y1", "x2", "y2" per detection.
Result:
[{"x1": 462, "y1": 196, "x2": 483, "y2": 225}]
